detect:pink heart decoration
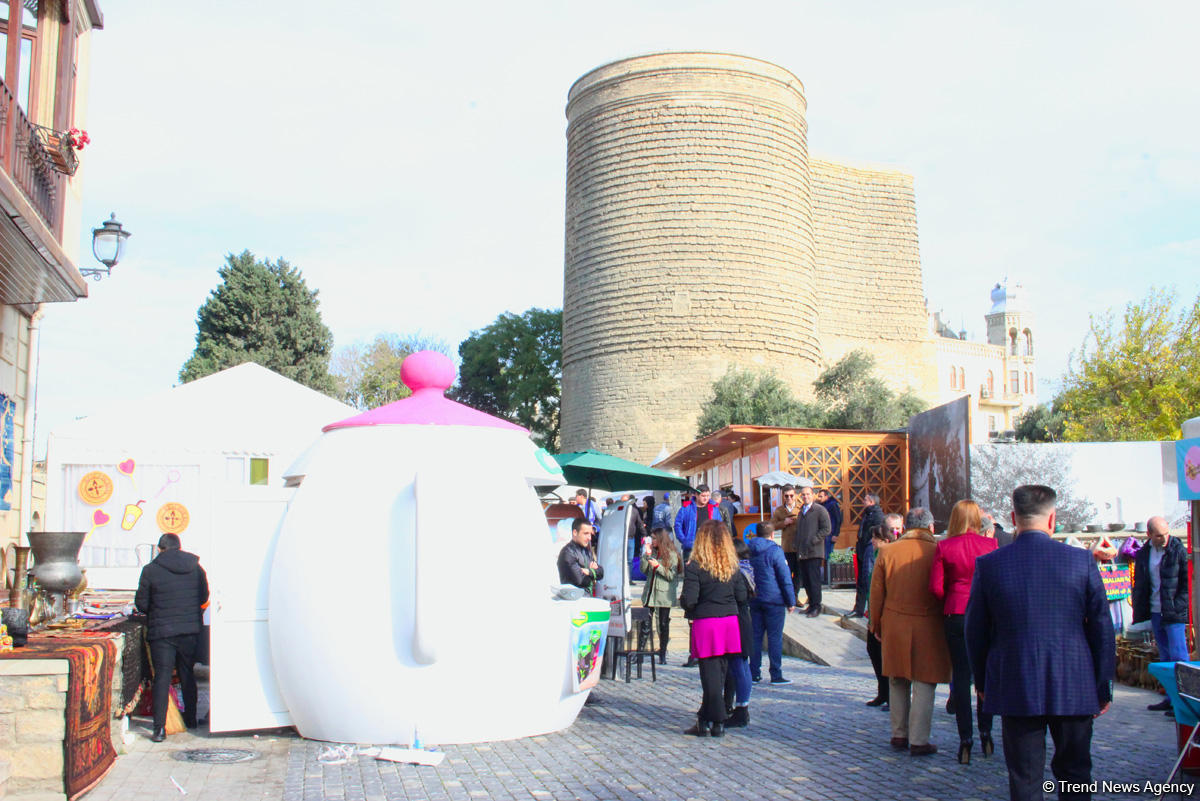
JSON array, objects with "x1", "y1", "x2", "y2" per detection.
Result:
[
  {"x1": 118, "y1": 459, "x2": 136, "y2": 475},
  {"x1": 93, "y1": 509, "x2": 111, "y2": 526}
]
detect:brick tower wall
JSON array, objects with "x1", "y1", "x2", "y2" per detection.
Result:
[
  {"x1": 561, "y1": 52, "x2": 821, "y2": 463},
  {"x1": 809, "y1": 159, "x2": 938, "y2": 399}
]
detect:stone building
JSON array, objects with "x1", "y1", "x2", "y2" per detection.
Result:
[
  {"x1": 931, "y1": 280, "x2": 1037, "y2": 441},
  {"x1": 560, "y1": 52, "x2": 937, "y2": 463},
  {"x1": 0, "y1": 0, "x2": 106, "y2": 553}
]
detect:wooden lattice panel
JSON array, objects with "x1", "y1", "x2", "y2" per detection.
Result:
[{"x1": 784, "y1": 440, "x2": 907, "y2": 530}]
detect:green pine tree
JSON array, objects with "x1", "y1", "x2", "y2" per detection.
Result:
[{"x1": 179, "y1": 250, "x2": 336, "y2": 393}]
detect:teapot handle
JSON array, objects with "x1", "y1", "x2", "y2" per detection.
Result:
[{"x1": 411, "y1": 469, "x2": 442, "y2": 665}]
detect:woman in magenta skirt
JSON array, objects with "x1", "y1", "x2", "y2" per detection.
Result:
[{"x1": 680, "y1": 519, "x2": 749, "y2": 737}]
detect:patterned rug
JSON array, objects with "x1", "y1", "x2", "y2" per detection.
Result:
[{"x1": 1, "y1": 636, "x2": 118, "y2": 800}]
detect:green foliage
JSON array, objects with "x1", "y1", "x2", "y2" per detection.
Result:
[
  {"x1": 814, "y1": 350, "x2": 928, "y2": 430},
  {"x1": 331, "y1": 333, "x2": 450, "y2": 409},
  {"x1": 696, "y1": 367, "x2": 820, "y2": 437},
  {"x1": 697, "y1": 350, "x2": 929, "y2": 436},
  {"x1": 1014, "y1": 403, "x2": 1067, "y2": 442},
  {"x1": 1058, "y1": 287, "x2": 1200, "y2": 441},
  {"x1": 179, "y1": 251, "x2": 335, "y2": 393},
  {"x1": 453, "y1": 308, "x2": 562, "y2": 451}
]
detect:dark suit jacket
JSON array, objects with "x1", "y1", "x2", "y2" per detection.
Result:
[
  {"x1": 965, "y1": 530, "x2": 1115, "y2": 717},
  {"x1": 795, "y1": 503, "x2": 832, "y2": 560}
]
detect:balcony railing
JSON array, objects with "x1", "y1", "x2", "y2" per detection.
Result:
[{"x1": 0, "y1": 77, "x2": 64, "y2": 238}]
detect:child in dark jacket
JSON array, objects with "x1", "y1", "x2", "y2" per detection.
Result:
[{"x1": 724, "y1": 537, "x2": 756, "y2": 726}]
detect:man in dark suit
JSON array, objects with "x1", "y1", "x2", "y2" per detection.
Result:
[
  {"x1": 795, "y1": 485, "x2": 832, "y2": 617},
  {"x1": 966, "y1": 485, "x2": 1115, "y2": 801}
]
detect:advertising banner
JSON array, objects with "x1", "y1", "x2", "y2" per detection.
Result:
[{"x1": 1177, "y1": 438, "x2": 1200, "y2": 501}]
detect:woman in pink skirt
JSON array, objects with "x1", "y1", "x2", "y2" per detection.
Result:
[{"x1": 680, "y1": 519, "x2": 749, "y2": 737}]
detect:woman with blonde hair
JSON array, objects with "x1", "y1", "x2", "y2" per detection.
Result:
[
  {"x1": 929, "y1": 499, "x2": 998, "y2": 763},
  {"x1": 639, "y1": 526, "x2": 683, "y2": 664},
  {"x1": 679, "y1": 519, "x2": 749, "y2": 737}
]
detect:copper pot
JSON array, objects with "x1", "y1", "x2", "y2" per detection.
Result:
[{"x1": 4, "y1": 543, "x2": 32, "y2": 608}]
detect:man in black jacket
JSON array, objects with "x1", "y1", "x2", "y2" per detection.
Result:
[
  {"x1": 135, "y1": 533, "x2": 209, "y2": 742},
  {"x1": 1132, "y1": 516, "x2": 1189, "y2": 712},
  {"x1": 851, "y1": 493, "x2": 885, "y2": 617},
  {"x1": 557, "y1": 519, "x2": 603, "y2": 593}
]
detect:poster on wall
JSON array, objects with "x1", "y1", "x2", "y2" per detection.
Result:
[
  {"x1": 0, "y1": 393, "x2": 14, "y2": 510},
  {"x1": 909, "y1": 397, "x2": 971, "y2": 530},
  {"x1": 64, "y1": 462, "x2": 202, "y2": 568},
  {"x1": 1177, "y1": 439, "x2": 1200, "y2": 501}
]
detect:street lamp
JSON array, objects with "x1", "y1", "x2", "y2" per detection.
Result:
[{"x1": 84, "y1": 213, "x2": 131, "y2": 280}]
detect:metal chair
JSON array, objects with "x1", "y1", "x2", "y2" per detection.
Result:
[
  {"x1": 1161, "y1": 663, "x2": 1200, "y2": 796},
  {"x1": 622, "y1": 606, "x2": 657, "y2": 682}
]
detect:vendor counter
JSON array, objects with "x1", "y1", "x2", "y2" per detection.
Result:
[{"x1": 0, "y1": 601, "x2": 147, "y2": 801}]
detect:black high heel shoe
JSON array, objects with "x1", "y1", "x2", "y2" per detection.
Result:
[
  {"x1": 957, "y1": 740, "x2": 972, "y2": 764},
  {"x1": 980, "y1": 732, "x2": 994, "y2": 757}
]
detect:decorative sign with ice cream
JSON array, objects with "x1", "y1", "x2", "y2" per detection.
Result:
[
  {"x1": 1177, "y1": 438, "x2": 1200, "y2": 501},
  {"x1": 269, "y1": 350, "x2": 609, "y2": 745}
]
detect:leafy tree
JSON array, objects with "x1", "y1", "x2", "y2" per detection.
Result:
[
  {"x1": 331, "y1": 333, "x2": 450, "y2": 409},
  {"x1": 696, "y1": 367, "x2": 820, "y2": 437},
  {"x1": 453, "y1": 308, "x2": 562, "y2": 450},
  {"x1": 1058, "y1": 287, "x2": 1200, "y2": 441},
  {"x1": 696, "y1": 351, "x2": 927, "y2": 436},
  {"x1": 1014, "y1": 403, "x2": 1067, "y2": 442},
  {"x1": 814, "y1": 350, "x2": 927, "y2": 430},
  {"x1": 180, "y1": 251, "x2": 335, "y2": 393}
]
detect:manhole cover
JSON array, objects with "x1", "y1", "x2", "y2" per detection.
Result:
[{"x1": 172, "y1": 748, "x2": 259, "y2": 764}]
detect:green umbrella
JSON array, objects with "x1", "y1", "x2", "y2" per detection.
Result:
[{"x1": 552, "y1": 450, "x2": 693, "y2": 493}]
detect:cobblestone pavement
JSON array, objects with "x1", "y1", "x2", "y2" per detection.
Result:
[{"x1": 284, "y1": 652, "x2": 1191, "y2": 801}]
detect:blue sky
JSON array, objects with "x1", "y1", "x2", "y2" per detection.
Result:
[{"x1": 36, "y1": 0, "x2": 1198, "y2": 455}]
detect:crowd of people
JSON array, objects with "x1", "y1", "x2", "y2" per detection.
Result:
[{"x1": 558, "y1": 481, "x2": 1188, "y2": 801}]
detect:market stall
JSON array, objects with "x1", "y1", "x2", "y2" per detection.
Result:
[{"x1": 0, "y1": 590, "x2": 145, "y2": 800}]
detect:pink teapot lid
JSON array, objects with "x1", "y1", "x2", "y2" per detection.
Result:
[{"x1": 323, "y1": 350, "x2": 527, "y2": 433}]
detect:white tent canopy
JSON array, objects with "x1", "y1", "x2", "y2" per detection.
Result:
[{"x1": 45, "y1": 362, "x2": 356, "y2": 585}]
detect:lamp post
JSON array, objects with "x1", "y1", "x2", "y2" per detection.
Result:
[{"x1": 83, "y1": 213, "x2": 131, "y2": 280}]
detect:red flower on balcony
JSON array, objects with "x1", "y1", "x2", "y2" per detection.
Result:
[{"x1": 66, "y1": 128, "x2": 90, "y2": 150}]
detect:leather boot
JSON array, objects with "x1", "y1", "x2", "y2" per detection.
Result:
[
  {"x1": 151, "y1": 727, "x2": 166, "y2": 743},
  {"x1": 726, "y1": 706, "x2": 749, "y2": 728},
  {"x1": 683, "y1": 716, "x2": 709, "y2": 737},
  {"x1": 709, "y1": 721, "x2": 725, "y2": 737}
]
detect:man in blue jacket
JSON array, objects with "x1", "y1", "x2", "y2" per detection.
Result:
[
  {"x1": 965, "y1": 485, "x2": 1115, "y2": 801},
  {"x1": 747, "y1": 520, "x2": 796, "y2": 684},
  {"x1": 674, "y1": 483, "x2": 717, "y2": 563}
]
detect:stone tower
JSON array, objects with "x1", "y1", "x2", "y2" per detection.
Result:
[
  {"x1": 561, "y1": 53, "x2": 822, "y2": 462},
  {"x1": 986, "y1": 281, "x2": 1036, "y2": 400}
]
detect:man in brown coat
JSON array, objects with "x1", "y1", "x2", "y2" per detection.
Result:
[{"x1": 869, "y1": 507, "x2": 952, "y2": 756}]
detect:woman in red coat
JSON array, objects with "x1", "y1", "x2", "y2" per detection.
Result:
[{"x1": 930, "y1": 499, "x2": 997, "y2": 764}]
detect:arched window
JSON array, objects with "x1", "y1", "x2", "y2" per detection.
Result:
[
  {"x1": 1023, "y1": 329, "x2": 1033, "y2": 356},
  {"x1": 1009, "y1": 328, "x2": 1018, "y2": 356},
  {"x1": 986, "y1": 371, "x2": 994, "y2": 395},
  {"x1": 949, "y1": 366, "x2": 956, "y2": 389},
  {"x1": 958, "y1": 367, "x2": 965, "y2": 391}
]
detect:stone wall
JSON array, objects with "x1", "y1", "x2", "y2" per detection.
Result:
[
  {"x1": 560, "y1": 54, "x2": 936, "y2": 463},
  {"x1": 0, "y1": 659, "x2": 68, "y2": 801}
]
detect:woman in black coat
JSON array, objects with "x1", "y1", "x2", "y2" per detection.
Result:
[{"x1": 680, "y1": 519, "x2": 749, "y2": 737}]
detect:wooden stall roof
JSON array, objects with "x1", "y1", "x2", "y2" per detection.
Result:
[{"x1": 655, "y1": 424, "x2": 904, "y2": 473}]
